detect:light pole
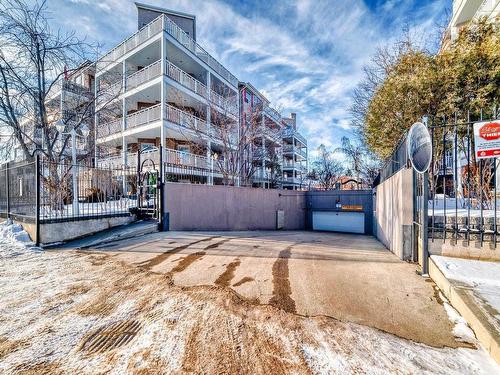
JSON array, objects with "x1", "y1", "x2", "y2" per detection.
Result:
[{"x1": 55, "y1": 119, "x2": 90, "y2": 216}]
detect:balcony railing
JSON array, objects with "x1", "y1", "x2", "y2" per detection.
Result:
[
  {"x1": 166, "y1": 60, "x2": 208, "y2": 98},
  {"x1": 126, "y1": 60, "x2": 162, "y2": 91},
  {"x1": 97, "y1": 16, "x2": 163, "y2": 72},
  {"x1": 165, "y1": 104, "x2": 208, "y2": 134},
  {"x1": 164, "y1": 148, "x2": 209, "y2": 169},
  {"x1": 264, "y1": 106, "x2": 281, "y2": 123},
  {"x1": 283, "y1": 128, "x2": 307, "y2": 145},
  {"x1": 210, "y1": 90, "x2": 238, "y2": 116},
  {"x1": 163, "y1": 16, "x2": 238, "y2": 87},
  {"x1": 97, "y1": 118, "x2": 122, "y2": 138},
  {"x1": 47, "y1": 79, "x2": 93, "y2": 100},
  {"x1": 127, "y1": 104, "x2": 162, "y2": 129},
  {"x1": 97, "y1": 15, "x2": 238, "y2": 88},
  {"x1": 283, "y1": 145, "x2": 307, "y2": 158}
]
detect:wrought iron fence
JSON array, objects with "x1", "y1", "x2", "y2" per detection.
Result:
[{"x1": 373, "y1": 137, "x2": 409, "y2": 186}]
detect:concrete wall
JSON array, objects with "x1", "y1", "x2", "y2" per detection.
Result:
[
  {"x1": 374, "y1": 168, "x2": 413, "y2": 260},
  {"x1": 38, "y1": 215, "x2": 136, "y2": 245},
  {"x1": 164, "y1": 183, "x2": 306, "y2": 231}
]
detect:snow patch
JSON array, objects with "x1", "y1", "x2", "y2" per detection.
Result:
[
  {"x1": 440, "y1": 291, "x2": 477, "y2": 344},
  {"x1": 0, "y1": 219, "x2": 38, "y2": 258}
]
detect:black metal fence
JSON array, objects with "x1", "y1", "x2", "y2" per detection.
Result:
[
  {"x1": 0, "y1": 156, "x2": 139, "y2": 244},
  {"x1": 373, "y1": 137, "x2": 409, "y2": 186},
  {"x1": 427, "y1": 109, "x2": 500, "y2": 247}
]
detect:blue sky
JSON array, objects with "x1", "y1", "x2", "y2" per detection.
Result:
[{"x1": 48, "y1": 0, "x2": 449, "y2": 153}]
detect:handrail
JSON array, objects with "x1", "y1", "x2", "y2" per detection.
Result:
[
  {"x1": 165, "y1": 104, "x2": 208, "y2": 133},
  {"x1": 162, "y1": 15, "x2": 238, "y2": 87},
  {"x1": 166, "y1": 60, "x2": 208, "y2": 98},
  {"x1": 127, "y1": 104, "x2": 162, "y2": 129},
  {"x1": 126, "y1": 60, "x2": 162, "y2": 91},
  {"x1": 97, "y1": 16, "x2": 163, "y2": 72}
]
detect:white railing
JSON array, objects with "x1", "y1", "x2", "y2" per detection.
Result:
[
  {"x1": 126, "y1": 60, "x2": 162, "y2": 91},
  {"x1": 97, "y1": 16, "x2": 163, "y2": 72},
  {"x1": 263, "y1": 126, "x2": 281, "y2": 140},
  {"x1": 165, "y1": 104, "x2": 208, "y2": 133},
  {"x1": 264, "y1": 106, "x2": 281, "y2": 123},
  {"x1": 163, "y1": 15, "x2": 238, "y2": 87},
  {"x1": 97, "y1": 118, "x2": 122, "y2": 138},
  {"x1": 164, "y1": 148, "x2": 209, "y2": 169},
  {"x1": 283, "y1": 128, "x2": 307, "y2": 145},
  {"x1": 127, "y1": 104, "x2": 162, "y2": 129},
  {"x1": 210, "y1": 90, "x2": 238, "y2": 116},
  {"x1": 166, "y1": 60, "x2": 208, "y2": 98},
  {"x1": 97, "y1": 154, "x2": 124, "y2": 169}
]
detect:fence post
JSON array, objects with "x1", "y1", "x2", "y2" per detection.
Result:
[
  {"x1": 422, "y1": 170, "x2": 429, "y2": 275},
  {"x1": 5, "y1": 162, "x2": 9, "y2": 219},
  {"x1": 35, "y1": 154, "x2": 41, "y2": 247}
]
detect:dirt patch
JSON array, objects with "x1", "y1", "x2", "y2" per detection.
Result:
[
  {"x1": 138, "y1": 236, "x2": 219, "y2": 270},
  {"x1": 79, "y1": 320, "x2": 141, "y2": 354},
  {"x1": 0, "y1": 336, "x2": 28, "y2": 360},
  {"x1": 170, "y1": 251, "x2": 206, "y2": 274},
  {"x1": 269, "y1": 245, "x2": 296, "y2": 314},
  {"x1": 215, "y1": 258, "x2": 241, "y2": 287},
  {"x1": 204, "y1": 238, "x2": 232, "y2": 250},
  {"x1": 233, "y1": 276, "x2": 254, "y2": 287}
]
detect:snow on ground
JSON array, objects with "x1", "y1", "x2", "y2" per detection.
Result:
[
  {"x1": 432, "y1": 255, "x2": 500, "y2": 318},
  {"x1": 1, "y1": 224, "x2": 499, "y2": 374},
  {"x1": 439, "y1": 291, "x2": 477, "y2": 344}
]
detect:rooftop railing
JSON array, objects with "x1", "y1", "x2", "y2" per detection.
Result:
[{"x1": 97, "y1": 15, "x2": 238, "y2": 88}]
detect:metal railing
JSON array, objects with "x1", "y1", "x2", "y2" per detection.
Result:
[
  {"x1": 97, "y1": 118, "x2": 122, "y2": 138},
  {"x1": 97, "y1": 15, "x2": 238, "y2": 88},
  {"x1": 97, "y1": 16, "x2": 163, "y2": 72},
  {"x1": 126, "y1": 60, "x2": 162, "y2": 91},
  {"x1": 165, "y1": 104, "x2": 208, "y2": 133},
  {"x1": 166, "y1": 60, "x2": 208, "y2": 98},
  {"x1": 264, "y1": 106, "x2": 281, "y2": 123},
  {"x1": 164, "y1": 148, "x2": 209, "y2": 169},
  {"x1": 374, "y1": 137, "x2": 408, "y2": 186},
  {"x1": 127, "y1": 104, "x2": 162, "y2": 129},
  {"x1": 162, "y1": 15, "x2": 238, "y2": 87}
]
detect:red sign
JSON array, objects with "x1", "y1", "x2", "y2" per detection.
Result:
[
  {"x1": 474, "y1": 120, "x2": 500, "y2": 159},
  {"x1": 479, "y1": 122, "x2": 500, "y2": 141}
]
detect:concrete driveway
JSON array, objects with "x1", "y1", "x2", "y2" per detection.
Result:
[{"x1": 87, "y1": 230, "x2": 462, "y2": 348}]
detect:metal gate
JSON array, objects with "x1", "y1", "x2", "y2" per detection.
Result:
[
  {"x1": 137, "y1": 148, "x2": 162, "y2": 222},
  {"x1": 412, "y1": 107, "x2": 499, "y2": 273}
]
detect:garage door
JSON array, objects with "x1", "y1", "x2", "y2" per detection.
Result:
[{"x1": 312, "y1": 211, "x2": 365, "y2": 234}]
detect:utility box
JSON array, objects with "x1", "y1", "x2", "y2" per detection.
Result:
[{"x1": 276, "y1": 210, "x2": 284, "y2": 229}]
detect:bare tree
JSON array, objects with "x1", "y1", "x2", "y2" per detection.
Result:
[
  {"x1": 0, "y1": 0, "x2": 119, "y2": 163},
  {"x1": 310, "y1": 144, "x2": 344, "y2": 190}
]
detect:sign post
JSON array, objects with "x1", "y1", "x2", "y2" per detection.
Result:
[{"x1": 474, "y1": 120, "x2": 500, "y2": 159}]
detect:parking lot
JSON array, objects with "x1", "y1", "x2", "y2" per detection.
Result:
[{"x1": 90, "y1": 230, "x2": 462, "y2": 348}]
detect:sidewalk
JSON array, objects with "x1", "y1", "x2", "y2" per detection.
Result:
[{"x1": 430, "y1": 255, "x2": 500, "y2": 363}]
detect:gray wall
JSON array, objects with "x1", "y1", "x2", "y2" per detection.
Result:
[
  {"x1": 305, "y1": 190, "x2": 374, "y2": 235},
  {"x1": 374, "y1": 168, "x2": 413, "y2": 260},
  {"x1": 137, "y1": 7, "x2": 195, "y2": 39},
  {"x1": 164, "y1": 183, "x2": 306, "y2": 231}
]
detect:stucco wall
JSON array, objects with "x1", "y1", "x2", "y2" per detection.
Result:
[
  {"x1": 164, "y1": 183, "x2": 306, "y2": 231},
  {"x1": 374, "y1": 168, "x2": 413, "y2": 260}
]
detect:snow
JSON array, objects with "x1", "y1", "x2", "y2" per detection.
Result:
[
  {"x1": 0, "y1": 225, "x2": 499, "y2": 373},
  {"x1": 432, "y1": 255, "x2": 500, "y2": 316},
  {"x1": 439, "y1": 291, "x2": 477, "y2": 344}
]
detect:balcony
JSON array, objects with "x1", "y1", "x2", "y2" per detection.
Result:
[
  {"x1": 166, "y1": 60, "x2": 208, "y2": 98},
  {"x1": 164, "y1": 148, "x2": 209, "y2": 169},
  {"x1": 127, "y1": 104, "x2": 162, "y2": 129},
  {"x1": 165, "y1": 104, "x2": 208, "y2": 134},
  {"x1": 48, "y1": 79, "x2": 93, "y2": 100},
  {"x1": 283, "y1": 144, "x2": 306, "y2": 158},
  {"x1": 97, "y1": 16, "x2": 163, "y2": 72},
  {"x1": 126, "y1": 60, "x2": 162, "y2": 91},
  {"x1": 210, "y1": 90, "x2": 238, "y2": 116},
  {"x1": 97, "y1": 118, "x2": 122, "y2": 138},
  {"x1": 97, "y1": 15, "x2": 238, "y2": 88},
  {"x1": 283, "y1": 128, "x2": 307, "y2": 145},
  {"x1": 264, "y1": 106, "x2": 281, "y2": 123}
]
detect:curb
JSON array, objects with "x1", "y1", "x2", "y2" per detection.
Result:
[{"x1": 429, "y1": 257, "x2": 500, "y2": 364}]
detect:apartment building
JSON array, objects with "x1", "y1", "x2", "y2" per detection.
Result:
[
  {"x1": 281, "y1": 113, "x2": 308, "y2": 190},
  {"x1": 94, "y1": 3, "x2": 308, "y2": 189},
  {"x1": 239, "y1": 82, "x2": 284, "y2": 188},
  {"x1": 12, "y1": 62, "x2": 95, "y2": 162},
  {"x1": 95, "y1": 3, "x2": 239, "y2": 186},
  {"x1": 442, "y1": 0, "x2": 500, "y2": 48}
]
